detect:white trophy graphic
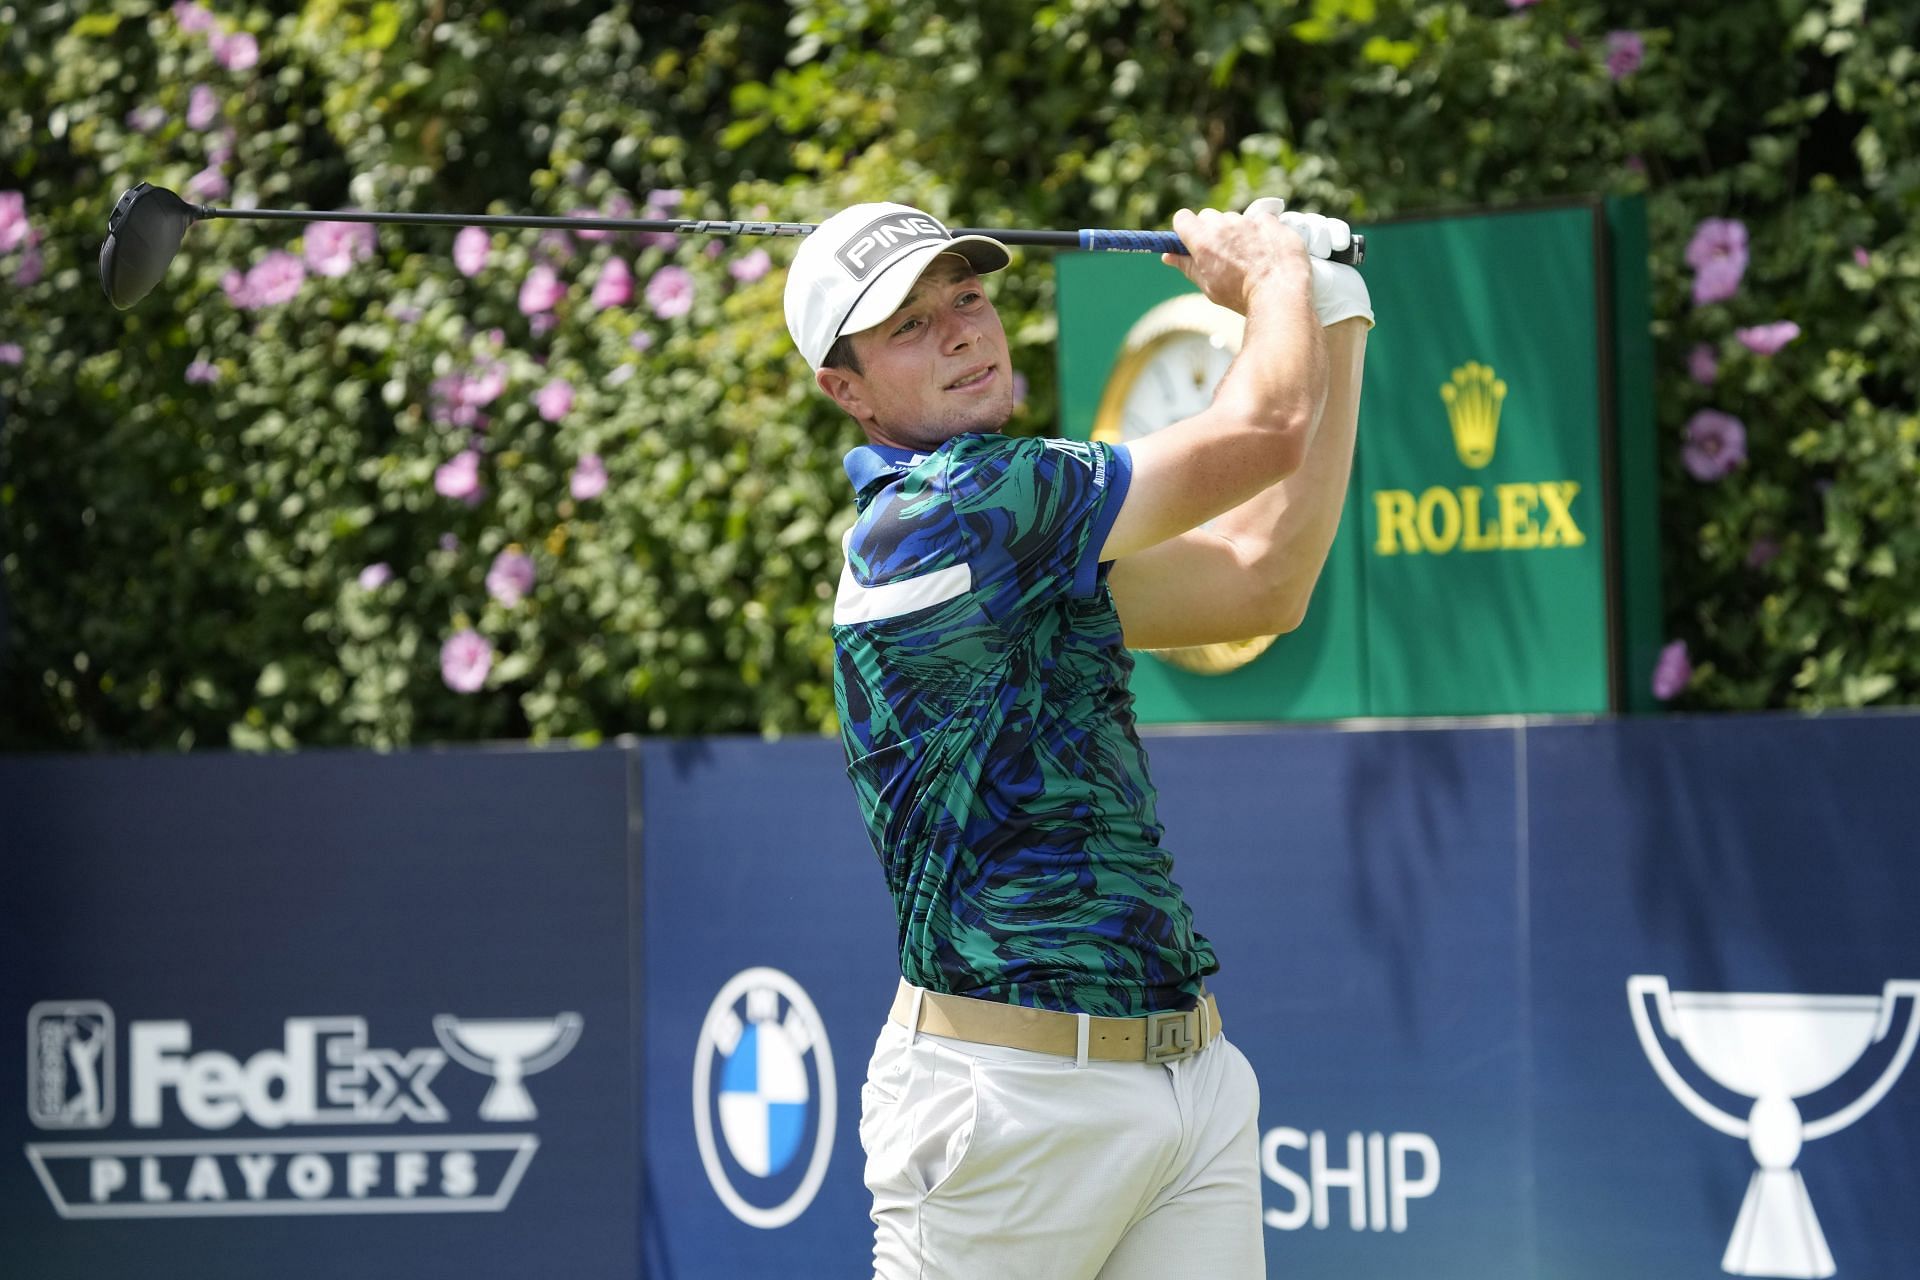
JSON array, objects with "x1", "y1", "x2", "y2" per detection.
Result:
[
  {"x1": 1628, "y1": 975, "x2": 1920, "y2": 1278},
  {"x1": 434, "y1": 1013, "x2": 584, "y2": 1121}
]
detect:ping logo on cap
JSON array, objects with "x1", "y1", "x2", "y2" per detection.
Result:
[{"x1": 835, "y1": 212, "x2": 950, "y2": 280}]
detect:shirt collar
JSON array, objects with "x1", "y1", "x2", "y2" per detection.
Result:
[{"x1": 843, "y1": 443, "x2": 929, "y2": 494}]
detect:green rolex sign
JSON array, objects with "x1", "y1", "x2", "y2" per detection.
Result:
[{"x1": 1057, "y1": 197, "x2": 1659, "y2": 722}]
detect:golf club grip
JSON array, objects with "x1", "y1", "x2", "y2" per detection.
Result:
[{"x1": 1080, "y1": 227, "x2": 1366, "y2": 266}]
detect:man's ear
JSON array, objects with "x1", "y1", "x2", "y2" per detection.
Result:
[{"x1": 816, "y1": 366, "x2": 869, "y2": 422}]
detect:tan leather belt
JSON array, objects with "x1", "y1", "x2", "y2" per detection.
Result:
[{"x1": 889, "y1": 979, "x2": 1221, "y2": 1065}]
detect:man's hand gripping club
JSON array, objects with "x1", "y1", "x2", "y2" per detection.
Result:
[{"x1": 1095, "y1": 207, "x2": 1327, "y2": 563}]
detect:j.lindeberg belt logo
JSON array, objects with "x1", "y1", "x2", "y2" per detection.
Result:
[
  {"x1": 1144, "y1": 1008, "x2": 1197, "y2": 1064},
  {"x1": 835, "y1": 213, "x2": 949, "y2": 280}
]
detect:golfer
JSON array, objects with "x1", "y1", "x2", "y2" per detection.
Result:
[{"x1": 784, "y1": 198, "x2": 1371, "y2": 1279}]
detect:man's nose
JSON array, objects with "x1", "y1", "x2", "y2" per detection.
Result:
[{"x1": 940, "y1": 311, "x2": 981, "y2": 352}]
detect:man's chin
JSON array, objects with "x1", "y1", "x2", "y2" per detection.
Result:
[
  {"x1": 954, "y1": 400, "x2": 1015, "y2": 436},
  {"x1": 875, "y1": 402, "x2": 1014, "y2": 451}
]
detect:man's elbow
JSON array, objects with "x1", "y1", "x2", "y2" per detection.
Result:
[
  {"x1": 1270, "y1": 599, "x2": 1309, "y2": 636},
  {"x1": 1253, "y1": 578, "x2": 1310, "y2": 636},
  {"x1": 1263, "y1": 410, "x2": 1313, "y2": 481}
]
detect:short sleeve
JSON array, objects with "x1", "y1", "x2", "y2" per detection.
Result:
[{"x1": 943, "y1": 435, "x2": 1133, "y2": 606}]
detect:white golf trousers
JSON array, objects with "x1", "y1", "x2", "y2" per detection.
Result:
[{"x1": 861, "y1": 1017, "x2": 1265, "y2": 1279}]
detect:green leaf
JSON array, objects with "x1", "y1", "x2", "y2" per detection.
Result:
[
  {"x1": 1361, "y1": 37, "x2": 1419, "y2": 71},
  {"x1": 69, "y1": 14, "x2": 121, "y2": 38}
]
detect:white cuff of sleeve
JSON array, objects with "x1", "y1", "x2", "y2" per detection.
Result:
[{"x1": 1310, "y1": 258, "x2": 1375, "y2": 329}]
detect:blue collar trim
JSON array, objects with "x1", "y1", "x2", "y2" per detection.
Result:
[{"x1": 844, "y1": 444, "x2": 928, "y2": 492}]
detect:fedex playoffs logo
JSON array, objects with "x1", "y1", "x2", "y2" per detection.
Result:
[
  {"x1": 834, "y1": 213, "x2": 949, "y2": 280},
  {"x1": 23, "y1": 1001, "x2": 581, "y2": 1219}
]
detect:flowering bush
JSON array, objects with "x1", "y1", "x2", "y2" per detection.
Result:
[{"x1": 1, "y1": 0, "x2": 1915, "y2": 750}]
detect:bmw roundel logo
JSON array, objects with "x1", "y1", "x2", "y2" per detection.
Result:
[{"x1": 692, "y1": 967, "x2": 837, "y2": 1228}]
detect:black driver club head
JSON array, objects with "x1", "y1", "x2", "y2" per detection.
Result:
[{"x1": 99, "y1": 183, "x2": 205, "y2": 310}]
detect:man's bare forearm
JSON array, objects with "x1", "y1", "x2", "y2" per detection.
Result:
[
  {"x1": 1212, "y1": 266, "x2": 1329, "y2": 445},
  {"x1": 1211, "y1": 318, "x2": 1368, "y2": 626}
]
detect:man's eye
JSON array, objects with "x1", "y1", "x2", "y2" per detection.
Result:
[
  {"x1": 894, "y1": 317, "x2": 920, "y2": 335},
  {"x1": 957, "y1": 292, "x2": 981, "y2": 306}
]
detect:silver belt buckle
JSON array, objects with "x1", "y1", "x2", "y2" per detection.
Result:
[{"x1": 1143, "y1": 1007, "x2": 1198, "y2": 1064}]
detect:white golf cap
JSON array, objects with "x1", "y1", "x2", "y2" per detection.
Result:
[{"x1": 784, "y1": 201, "x2": 1011, "y2": 372}]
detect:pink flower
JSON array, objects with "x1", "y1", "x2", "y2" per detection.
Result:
[
  {"x1": 185, "y1": 360, "x2": 221, "y2": 384},
  {"x1": 14, "y1": 239, "x2": 42, "y2": 287},
  {"x1": 0, "y1": 191, "x2": 27, "y2": 254},
  {"x1": 208, "y1": 128, "x2": 236, "y2": 165},
  {"x1": 568, "y1": 209, "x2": 606, "y2": 242},
  {"x1": 535, "y1": 377, "x2": 574, "y2": 423},
  {"x1": 646, "y1": 265, "x2": 694, "y2": 319},
  {"x1": 439, "y1": 532, "x2": 461, "y2": 553},
  {"x1": 572, "y1": 195, "x2": 636, "y2": 242},
  {"x1": 1685, "y1": 219, "x2": 1750, "y2": 270},
  {"x1": 172, "y1": 1, "x2": 216, "y2": 33},
  {"x1": 1692, "y1": 261, "x2": 1742, "y2": 306},
  {"x1": 0, "y1": 343, "x2": 22, "y2": 365},
  {"x1": 1735, "y1": 321, "x2": 1800, "y2": 356},
  {"x1": 646, "y1": 188, "x2": 683, "y2": 211},
  {"x1": 1687, "y1": 343, "x2": 1718, "y2": 385},
  {"x1": 1685, "y1": 218, "x2": 1748, "y2": 306},
  {"x1": 212, "y1": 30, "x2": 259, "y2": 71},
  {"x1": 434, "y1": 449, "x2": 484, "y2": 500},
  {"x1": 357, "y1": 562, "x2": 393, "y2": 590},
  {"x1": 249, "y1": 251, "x2": 305, "y2": 305},
  {"x1": 222, "y1": 250, "x2": 305, "y2": 309},
  {"x1": 468, "y1": 361, "x2": 507, "y2": 404},
  {"x1": 186, "y1": 165, "x2": 229, "y2": 202},
  {"x1": 704, "y1": 241, "x2": 725, "y2": 259},
  {"x1": 1604, "y1": 31, "x2": 1644, "y2": 80},
  {"x1": 1852, "y1": 246, "x2": 1871, "y2": 269},
  {"x1": 454, "y1": 226, "x2": 490, "y2": 277},
  {"x1": 440, "y1": 629, "x2": 493, "y2": 693},
  {"x1": 518, "y1": 264, "x2": 565, "y2": 315},
  {"x1": 629, "y1": 331, "x2": 654, "y2": 352},
  {"x1": 570, "y1": 453, "x2": 608, "y2": 501},
  {"x1": 485, "y1": 549, "x2": 537, "y2": 606},
  {"x1": 429, "y1": 361, "x2": 507, "y2": 429},
  {"x1": 1012, "y1": 371, "x2": 1029, "y2": 410},
  {"x1": 221, "y1": 269, "x2": 249, "y2": 306},
  {"x1": 1507, "y1": 0, "x2": 1539, "y2": 8},
  {"x1": 1651, "y1": 640, "x2": 1691, "y2": 701},
  {"x1": 591, "y1": 257, "x2": 634, "y2": 309},
  {"x1": 530, "y1": 313, "x2": 557, "y2": 337},
  {"x1": 304, "y1": 220, "x2": 376, "y2": 278},
  {"x1": 1682, "y1": 410, "x2": 1747, "y2": 482},
  {"x1": 187, "y1": 83, "x2": 218, "y2": 130},
  {"x1": 728, "y1": 248, "x2": 772, "y2": 283},
  {"x1": 126, "y1": 105, "x2": 167, "y2": 133}
]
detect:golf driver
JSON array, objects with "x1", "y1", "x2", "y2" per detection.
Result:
[{"x1": 98, "y1": 181, "x2": 1366, "y2": 310}]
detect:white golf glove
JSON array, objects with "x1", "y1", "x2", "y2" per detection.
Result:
[{"x1": 1246, "y1": 196, "x2": 1374, "y2": 330}]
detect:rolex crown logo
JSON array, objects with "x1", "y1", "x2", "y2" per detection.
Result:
[{"x1": 1441, "y1": 362, "x2": 1507, "y2": 469}]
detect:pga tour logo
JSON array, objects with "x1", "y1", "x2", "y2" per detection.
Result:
[
  {"x1": 692, "y1": 967, "x2": 836, "y2": 1229},
  {"x1": 29, "y1": 1002, "x2": 114, "y2": 1130},
  {"x1": 23, "y1": 1001, "x2": 581, "y2": 1219}
]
